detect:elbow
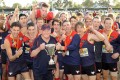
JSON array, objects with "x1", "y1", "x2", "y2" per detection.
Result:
[{"x1": 9, "y1": 57, "x2": 15, "y2": 61}]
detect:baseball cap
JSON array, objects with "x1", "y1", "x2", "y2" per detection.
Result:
[{"x1": 41, "y1": 24, "x2": 51, "y2": 30}]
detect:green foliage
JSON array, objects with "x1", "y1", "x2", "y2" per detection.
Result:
[
  {"x1": 82, "y1": 0, "x2": 94, "y2": 8},
  {"x1": 12, "y1": 3, "x2": 22, "y2": 8}
]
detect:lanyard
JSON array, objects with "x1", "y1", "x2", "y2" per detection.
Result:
[{"x1": 107, "y1": 30, "x2": 113, "y2": 41}]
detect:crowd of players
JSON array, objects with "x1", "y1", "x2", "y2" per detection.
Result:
[{"x1": 0, "y1": 2, "x2": 120, "y2": 80}]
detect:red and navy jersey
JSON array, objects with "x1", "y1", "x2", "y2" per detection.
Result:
[
  {"x1": 112, "y1": 22, "x2": 119, "y2": 31},
  {"x1": 102, "y1": 31, "x2": 120, "y2": 63},
  {"x1": 23, "y1": 36, "x2": 33, "y2": 63},
  {"x1": 80, "y1": 33, "x2": 95, "y2": 67},
  {"x1": 5, "y1": 33, "x2": 25, "y2": 62},
  {"x1": 36, "y1": 9, "x2": 53, "y2": 21},
  {"x1": 31, "y1": 35, "x2": 57, "y2": 74},
  {"x1": 63, "y1": 31, "x2": 81, "y2": 65}
]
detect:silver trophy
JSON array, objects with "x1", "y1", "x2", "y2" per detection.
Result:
[{"x1": 45, "y1": 44, "x2": 56, "y2": 65}]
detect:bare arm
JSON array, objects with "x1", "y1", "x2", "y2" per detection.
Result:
[
  {"x1": 10, "y1": 6, "x2": 19, "y2": 25},
  {"x1": 4, "y1": 39, "x2": 22, "y2": 61}
]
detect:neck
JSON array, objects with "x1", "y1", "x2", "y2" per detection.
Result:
[
  {"x1": 104, "y1": 29, "x2": 112, "y2": 35},
  {"x1": 66, "y1": 30, "x2": 72, "y2": 36},
  {"x1": 79, "y1": 32, "x2": 85, "y2": 38},
  {"x1": 21, "y1": 27, "x2": 27, "y2": 35},
  {"x1": 41, "y1": 35, "x2": 50, "y2": 43},
  {"x1": 10, "y1": 34, "x2": 17, "y2": 39}
]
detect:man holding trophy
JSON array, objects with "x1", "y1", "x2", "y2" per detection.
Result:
[{"x1": 31, "y1": 24, "x2": 58, "y2": 80}]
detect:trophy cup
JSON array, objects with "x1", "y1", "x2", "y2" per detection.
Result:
[{"x1": 45, "y1": 44, "x2": 56, "y2": 70}]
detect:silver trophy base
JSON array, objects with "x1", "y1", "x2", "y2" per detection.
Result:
[{"x1": 49, "y1": 58, "x2": 55, "y2": 65}]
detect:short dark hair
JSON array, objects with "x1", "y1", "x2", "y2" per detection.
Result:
[
  {"x1": 52, "y1": 18, "x2": 61, "y2": 26},
  {"x1": 27, "y1": 22, "x2": 35, "y2": 29},
  {"x1": 75, "y1": 22, "x2": 85, "y2": 32},
  {"x1": 76, "y1": 12, "x2": 83, "y2": 17},
  {"x1": 19, "y1": 14, "x2": 27, "y2": 20},
  {"x1": 62, "y1": 20, "x2": 70, "y2": 26},
  {"x1": 104, "y1": 17, "x2": 113, "y2": 23},
  {"x1": 11, "y1": 22, "x2": 21, "y2": 28},
  {"x1": 40, "y1": 2, "x2": 49, "y2": 8},
  {"x1": 69, "y1": 16, "x2": 77, "y2": 22}
]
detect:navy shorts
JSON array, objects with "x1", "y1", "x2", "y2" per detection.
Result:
[
  {"x1": 102, "y1": 62, "x2": 118, "y2": 72},
  {"x1": 64, "y1": 63, "x2": 81, "y2": 75},
  {"x1": 96, "y1": 62, "x2": 102, "y2": 73},
  {"x1": 81, "y1": 64, "x2": 96, "y2": 76},
  {"x1": 8, "y1": 61, "x2": 29, "y2": 77}
]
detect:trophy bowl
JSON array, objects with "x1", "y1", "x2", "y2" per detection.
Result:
[
  {"x1": 45, "y1": 44, "x2": 56, "y2": 64},
  {"x1": 45, "y1": 44, "x2": 56, "y2": 70}
]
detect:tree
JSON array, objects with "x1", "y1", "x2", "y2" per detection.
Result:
[
  {"x1": 0, "y1": 0, "x2": 6, "y2": 9},
  {"x1": 82, "y1": 0, "x2": 94, "y2": 8},
  {"x1": 114, "y1": 2, "x2": 120, "y2": 8},
  {"x1": 12, "y1": 3, "x2": 22, "y2": 8},
  {"x1": 98, "y1": 0, "x2": 109, "y2": 7}
]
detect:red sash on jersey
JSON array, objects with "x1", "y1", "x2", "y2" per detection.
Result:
[
  {"x1": 6, "y1": 34, "x2": 23, "y2": 50},
  {"x1": 112, "y1": 22, "x2": 119, "y2": 31},
  {"x1": 80, "y1": 33, "x2": 88, "y2": 48},
  {"x1": 108, "y1": 31, "x2": 119, "y2": 42},
  {"x1": 36, "y1": 9, "x2": 53, "y2": 20},
  {"x1": 64, "y1": 31, "x2": 77, "y2": 49}
]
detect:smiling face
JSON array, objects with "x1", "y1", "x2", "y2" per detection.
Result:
[
  {"x1": 76, "y1": 25, "x2": 86, "y2": 35},
  {"x1": 41, "y1": 28, "x2": 51, "y2": 39},
  {"x1": 37, "y1": 19, "x2": 44, "y2": 30},
  {"x1": 104, "y1": 19, "x2": 113, "y2": 31},
  {"x1": 53, "y1": 21, "x2": 60, "y2": 32},
  {"x1": 11, "y1": 26, "x2": 20, "y2": 38},
  {"x1": 41, "y1": 7, "x2": 48, "y2": 18},
  {"x1": 70, "y1": 18, "x2": 78, "y2": 29},
  {"x1": 93, "y1": 18, "x2": 101, "y2": 30},
  {"x1": 62, "y1": 21, "x2": 71, "y2": 34},
  {"x1": 28, "y1": 26, "x2": 35, "y2": 37}
]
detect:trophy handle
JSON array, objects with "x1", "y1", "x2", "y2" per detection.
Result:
[{"x1": 45, "y1": 49, "x2": 49, "y2": 55}]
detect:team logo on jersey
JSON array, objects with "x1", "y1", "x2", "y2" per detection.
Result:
[
  {"x1": 0, "y1": 36, "x2": 2, "y2": 39},
  {"x1": 25, "y1": 47, "x2": 30, "y2": 53},
  {"x1": 98, "y1": 69, "x2": 101, "y2": 72},
  {"x1": 81, "y1": 40, "x2": 85, "y2": 43},
  {"x1": 9, "y1": 72, "x2": 13, "y2": 75},
  {"x1": 76, "y1": 70, "x2": 80, "y2": 74},
  {"x1": 91, "y1": 71, "x2": 95, "y2": 75},
  {"x1": 113, "y1": 68, "x2": 116, "y2": 71},
  {"x1": 62, "y1": 66, "x2": 64, "y2": 68}
]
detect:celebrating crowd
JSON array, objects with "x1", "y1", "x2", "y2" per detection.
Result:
[{"x1": 0, "y1": 2, "x2": 120, "y2": 80}]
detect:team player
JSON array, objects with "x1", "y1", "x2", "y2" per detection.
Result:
[
  {"x1": 23, "y1": 22, "x2": 37, "y2": 80},
  {"x1": 75, "y1": 22, "x2": 104, "y2": 80},
  {"x1": 4, "y1": 22, "x2": 31, "y2": 80},
  {"x1": 56, "y1": 20, "x2": 81, "y2": 80},
  {"x1": 31, "y1": 24, "x2": 57, "y2": 80},
  {"x1": 102, "y1": 17, "x2": 120, "y2": 80}
]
